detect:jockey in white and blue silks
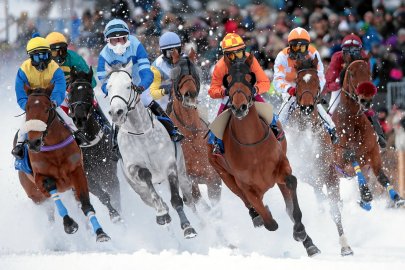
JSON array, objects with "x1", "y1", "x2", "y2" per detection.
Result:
[{"x1": 97, "y1": 19, "x2": 183, "y2": 158}]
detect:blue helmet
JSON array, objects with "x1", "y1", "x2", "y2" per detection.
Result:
[
  {"x1": 104, "y1": 19, "x2": 130, "y2": 39},
  {"x1": 159, "y1": 32, "x2": 181, "y2": 50}
]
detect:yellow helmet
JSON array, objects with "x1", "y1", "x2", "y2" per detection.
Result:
[
  {"x1": 26, "y1": 37, "x2": 50, "y2": 54},
  {"x1": 45, "y1": 32, "x2": 67, "y2": 46},
  {"x1": 220, "y1": 33, "x2": 245, "y2": 52},
  {"x1": 287, "y1": 27, "x2": 310, "y2": 43}
]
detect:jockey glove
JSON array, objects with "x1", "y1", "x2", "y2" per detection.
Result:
[
  {"x1": 133, "y1": 85, "x2": 144, "y2": 94},
  {"x1": 161, "y1": 84, "x2": 171, "y2": 95},
  {"x1": 287, "y1": 87, "x2": 296, "y2": 96}
]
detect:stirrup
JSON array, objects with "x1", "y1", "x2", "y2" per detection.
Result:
[
  {"x1": 171, "y1": 129, "x2": 184, "y2": 142},
  {"x1": 329, "y1": 128, "x2": 339, "y2": 144},
  {"x1": 212, "y1": 143, "x2": 223, "y2": 156}
]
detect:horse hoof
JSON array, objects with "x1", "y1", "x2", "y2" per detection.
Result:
[
  {"x1": 394, "y1": 197, "x2": 405, "y2": 208},
  {"x1": 183, "y1": 225, "x2": 198, "y2": 239},
  {"x1": 293, "y1": 230, "x2": 307, "y2": 242},
  {"x1": 341, "y1": 246, "x2": 354, "y2": 256},
  {"x1": 306, "y1": 245, "x2": 321, "y2": 257},
  {"x1": 156, "y1": 213, "x2": 171, "y2": 225},
  {"x1": 96, "y1": 228, "x2": 111, "y2": 242},
  {"x1": 63, "y1": 216, "x2": 78, "y2": 234},
  {"x1": 110, "y1": 211, "x2": 124, "y2": 224},
  {"x1": 252, "y1": 215, "x2": 264, "y2": 227},
  {"x1": 264, "y1": 220, "x2": 279, "y2": 231},
  {"x1": 358, "y1": 200, "x2": 372, "y2": 211}
]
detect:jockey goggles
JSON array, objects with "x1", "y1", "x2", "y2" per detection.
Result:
[
  {"x1": 30, "y1": 51, "x2": 50, "y2": 63},
  {"x1": 107, "y1": 35, "x2": 128, "y2": 45},
  {"x1": 224, "y1": 49, "x2": 244, "y2": 61},
  {"x1": 343, "y1": 46, "x2": 361, "y2": 54},
  {"x1": 290, "y1": 42, "x2": 308, "y2": 53}
]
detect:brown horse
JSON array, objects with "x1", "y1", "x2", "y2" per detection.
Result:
[
  {"x1": 291, "y1": 57, "x2": 353, "y2": 256},
  {"x1": 169, "y1": 48, "x2": 221, "y2": 209},
  {"x1": 332, "y1": 59, "x2": 405, "y2": 209},
  {"x1": 15, "y1": 86, "x2": 110, "y2": 242},
  {"x1": 207, "y1": 54, "x2": 320, "y2": 257}
]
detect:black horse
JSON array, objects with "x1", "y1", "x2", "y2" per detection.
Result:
[{"x1": 67, "y1": 67, "x2": 121, "y2": 222}]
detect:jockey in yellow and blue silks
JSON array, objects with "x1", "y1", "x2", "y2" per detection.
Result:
[
  {"x1": 12, "y1": 36, "x2": 68, "y2": 159},
  {"x1": 97, "y1": 19, "x2": 184, "y2": 156}
]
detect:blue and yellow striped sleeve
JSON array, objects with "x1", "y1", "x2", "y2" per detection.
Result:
[
  {"x1": 15, "y1": 68, "x2": 29, "y2": 110},
  {"x1": 50, "y1": 68, "x2": 66, "y2": 106}
]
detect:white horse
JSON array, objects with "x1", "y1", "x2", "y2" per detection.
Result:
[{"x1": 107, "y1": 66, "x2": 197, "y2": 239}]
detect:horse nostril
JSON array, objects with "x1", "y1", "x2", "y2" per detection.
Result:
[
  {"x1": 108, "y1": 111, "x2": 112, "y2": 116},
  {"x1": 241, "y1": 104, "x2": 248, "y2": 111},
  {"x1": 117, "y1": 109, "x2": 124, "y2": 116}
]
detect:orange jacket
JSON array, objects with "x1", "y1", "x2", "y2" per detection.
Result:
[{"x1": 208, "y1": 53, "x2": 270, "y2": 99}]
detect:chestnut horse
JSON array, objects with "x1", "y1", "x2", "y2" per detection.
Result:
[
  {"x1": 332, "y1": 59, "x2": 405, "y2": 209},
  {"x1": 68, "y1": 67, "x2": 121, "y2": 222},
  {"x1": 291, "y1": 57, "x2": 353, "y2": 256},
  {"x1": 207, "y1": 54, "x2": 320, "y2": 257},
  {"x1": 15, "y1": 86, "x2": 110, "y2": 242},
  {"x1": 169, "y1": 49, "x2": 221, "y2": 209}
]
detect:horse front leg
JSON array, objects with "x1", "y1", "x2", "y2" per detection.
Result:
[
  {"x1": 168, "y1": 171, "x2": 198, "y2": 239},
  {"x1": 325, "y1": 165, "x2": 353, "y2": 256},
  {"x1": 70, "y1": 167, "x2": 110, "y2": 242},
  {"x1": 279, "y1": 172, "x2": 321, "y2": 257}
]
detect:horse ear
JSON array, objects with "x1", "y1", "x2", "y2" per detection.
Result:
[
  {"x1": 245, "y1": 53, "x2": 254, "y2": 67},
  {"x1": 46, "y1": 84, "x2": 54, "y2": 94},
  {"x1": 172, "y1": 48, "x2": 180, "y2": 65},
  {"x1": 105, "y1": 62, "x2": 113, "y2": 74},
  {"x1": 24, "y1": 84, "x2": 32, "y2": 95},
  {"x1": 87, "y1": 66, "x2": 93, "y2": 81},
  {"x1": 312, "y1": 55, "x2": 319, "y2": 68},
  {"x1": 123, "y1": 61, "x2": 133, "y2": 74},
  {"x1": 364, "y1": 52, "x2": 371, "y2": 62},
  {"x1": 188, "y1": 47, "x2": 197, "y2": 63},
  {"x1": 70, "y1": 66, "x2": 77, "y2": 82},
  {"x1": 223, "y1": 74, "x2": 231, "y2": 89}
]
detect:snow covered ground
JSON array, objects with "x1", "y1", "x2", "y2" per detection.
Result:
[{"x1": 1, "y1": 50, "x2": 405, "y2": 270}]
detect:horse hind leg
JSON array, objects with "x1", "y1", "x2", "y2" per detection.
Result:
[
  {"x1": 281, "y1": 174, "x2": 321, "y2": 257},
  {"x1": 42, "y1": 177, "x2": 78, "y2": 234},
  {"x1": 168, "y1": 173, "x2": 197, "y2": 239},
  {"x1": 376, "y1": 170, "x2": 405, "y2": 207}
]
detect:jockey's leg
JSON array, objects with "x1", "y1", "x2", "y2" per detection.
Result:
[
  {"x1": 93, "y1": 100, "x2": 112, "y2": 133},
  {"x1": 142, "y1": 88, "x2": 184, "y2": 142},
  {"x1": 55, "y1": 107, "x2": 88, "y2": 145},
  {"x1": 11, "y1": 115, "x2": 27, "y2": 159},
  {"x1": 270, "y1": 114, "x2": 285, "y2": 142},
  {"x1": 317, "y1": 103, "x2": 339, "y2": 144},
  {"x1": 254, "y1": 94, "x2": 265, "y2": 103},
  {"x1": 328, "y1": 89, "x2": 341, "y2": 115},
  {"x1": 278, "y1": 95, "x2": 296, "y2": 126},
  {"x1": 365, "y1": 109, "x2": 387, "y2": 148}
]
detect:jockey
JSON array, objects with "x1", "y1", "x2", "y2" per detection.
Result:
[
  {"x1": 97, "y1": 19, "x2": 183, "y2": 155},
  {"x1": 274, "y1": 27, "x2": 339, "y2": 144},
  {"x1": 45, "y1": 32, "x2": 111, "y2": 134},
  {"x1": 208, "y1": 33, "x2": 283, "y2": 155},
  {"x1": 325, "y1": 33, "x2": 387, "y2": 148},
  {"x1": 11, "y1": 36, "x2": 68, "y2": 159}
]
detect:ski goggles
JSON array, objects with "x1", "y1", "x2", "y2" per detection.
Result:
[
  {"x1": 290, "y1": 43, "x2": 308, "y2": 53},
  {"x1": 224, "y1": 49, "x2": 244, "y2": 61},
  {"x1": 342, "y1": 46, "x2": 361, "y2": 54},
  {"x1": 342, "y1": 39, "x2": 362, "y2": 48},
  {"x1": 107, "y1": 35, "x2": 128, "y2": 45},
  {"x1": 51, "y1": 49, "x2": 63, "y2": 57},
  {"x1": 30, "y1": 51, "x2": 50, "y2": 63}
]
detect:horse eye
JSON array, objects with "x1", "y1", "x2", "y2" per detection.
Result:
[{"x1": 127, "y1": 86, "x2": 131, "y2": 90}]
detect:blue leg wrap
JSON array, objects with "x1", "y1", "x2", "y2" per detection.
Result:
[
  {"x1": 87, "y1": 211, "x2": 102, "y2": 233},
  {"x1": 386, "y1": 185, "x2": 398, "y2": 200},
  {"x1": 352, "y1": 161, "x2": 367, "y2": 186},
  {"x1": 49, "y1": 189, "x2": 68, "y2": 217},
  {"x1": 270, "y1": 114, "x2": 279, "y2": 127}
]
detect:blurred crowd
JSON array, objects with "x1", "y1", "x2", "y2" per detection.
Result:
[{"x1": 9, "y1": 0, "x2": 405, "y2": 148}]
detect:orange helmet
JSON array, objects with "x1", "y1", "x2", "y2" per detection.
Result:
[
  {"x1": 220, "y1": 33, "x2": 245, "y2": 52},
  {"x1": 287, "y1": 27, "x2": 310, "y2": 44}
]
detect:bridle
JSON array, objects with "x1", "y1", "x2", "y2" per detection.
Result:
[
  {"x1": 173, "y1": 57, "x2": 200, "y2": 102},
  {"x1": 68, "y1": 79, "x2": 94, "y2": 120},
  {"x1": 295, "y1": 68, "x2": 320, "y2": 108},
  {"x1": 109, "y1": 70, "x2": 141, "y2": 116}
]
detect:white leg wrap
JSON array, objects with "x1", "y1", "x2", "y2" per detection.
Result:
[
  {"x1": 317, "y1": 103, "x2": 336, "y2": 129},
  {"x1": 56, "y1": 107, "x2": 78, "y2": 132},
  {"x1": 328, "y1": 90, "x2": 341, "y2": 115},
  {"x1": 278, "y1": 95, "x2": 296, "y2": 125},
  {"x1": 339, "y1": 234, "x2": 349, "y2": 248}
]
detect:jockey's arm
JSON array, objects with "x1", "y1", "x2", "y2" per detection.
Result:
[
  {"x1": 325, "y1": 52, "x2": 342, "y2": 94},
  {"x1": 96, "y1": 55, "x2": 108, "y2": 94},
  {"x1": 15, "y1": 68, "x2": 29, "y2": 110},
  {"x1": 314, "y1": 50, "x2": 326, "y2": 92},
  {"x1": 273, "y1": 52, "x2": 293, "y2": 94},
  {"x1": 250, "y1": 56, "x2": 270, "y2": 94},
  {"x1": 149, "y1": 66, "x2": 165, "y2": 100},
  {"x1": 208, "y1": 61, "x2": 226, "y2": 99},
  {"x1": 134, "y1": 44, "x2": 153, "y2": 90},
  {"x1": 50, "y1": 68, "x2": 67, "y2": 106}
]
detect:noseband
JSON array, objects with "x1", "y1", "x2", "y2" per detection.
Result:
[
  {"x1": 68, "y1": 79, "x2": 94, "y2": 119},
  {"x1": 109, "y1": 70, "x2": 140, "y2": 114}
]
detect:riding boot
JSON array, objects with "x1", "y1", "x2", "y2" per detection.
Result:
[
  {"x1": 208, "y1": 131, "x2": 224, "y2": 156},
  {"x1": 12, "y1": 143, "x2": 25, "y2": 160},
  {"x1": 73, "y1": 130, "x2": 89, "y2": 146},
  {"x1": 270, "y1": 119, "x2": 285, "y2": 142},
  {"x1": 317, "y1": 103, "x2": 339, "y2": 144},
  {"x1": 148, "y1": 100, "x2": 184, "y2": 142},
  {"x1": 94, "y1": 103, "x2": 112, "y2": 133},
  {"x1": 111, "y1": 125, "x2": 121, "y2": 161},
  {"x1": 367, "y1": 114, "x2": 387, "y2": 148}
]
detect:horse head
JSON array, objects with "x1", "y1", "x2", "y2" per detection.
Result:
[
  {"x1": 295, "y1": 56, "x2": 320, "y2": 116},
  {"x1": 68, "y1": 66, "x2": 94, "y2": 130},
  {"x1": 24, "y1": 84, "x2": 55, "y2": 152},
  {"x1": 223, "y1": 53, "x2": 256, "y2": 120},
  {"x1": 342, "y1": 58, "x2": 376, "y2": 111},
  {"x1": 107, "y1": 62, "x2": 137, "y2": 126},
  {"x1": 171, "y1": 48, "x2": 201, "y2": 109}
]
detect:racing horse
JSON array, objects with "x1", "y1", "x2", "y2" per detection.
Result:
[
  {"x1": 207, "y1": 54, "x2": 320, "y2": 257},
  {"x1": 169, "y1": 48, "x2": 222, "y2": 210},
  {"x1": 106, "y1": 64, "x2": 197, "y2": 238},
  {"x1": 291, "y1": 57, "x2": 352, "y2": 256},
  {"x1": 67, "y1": 67, "x2": 121, "y2": 222},
  {"x1": 332, "y1": 59, "x2": 404, "y2": 210},
  {"x1": 16, "y1": 86, "x2": 110, "y2": 242}
]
